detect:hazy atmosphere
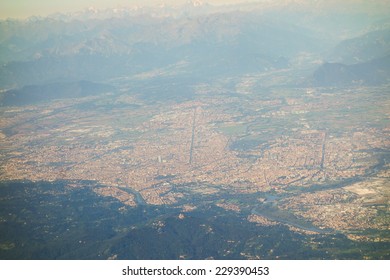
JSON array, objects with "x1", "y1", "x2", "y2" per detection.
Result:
[
  {"x1": 1, "y1": 0, "x2": 258, "y2": 18},
  {"x1": 0, "y1": 0, "x2": 389, "y2": 260},
  {"x1": 1, "y1": 0, "x2": 389, "y2": 19}
]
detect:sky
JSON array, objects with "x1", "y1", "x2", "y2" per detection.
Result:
[
  {"x1": 1, "y1": 1, "x2": 389, "y2": 19},
  {"x1": 0, "y1": 0, "x2": 262, "y2": 19}
]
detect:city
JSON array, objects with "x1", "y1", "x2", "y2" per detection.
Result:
[{"x1": 1, "y1": 83, "x2": 388, "y2": 240}]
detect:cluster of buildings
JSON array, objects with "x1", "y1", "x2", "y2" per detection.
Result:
[{"x1": 0, "y1": 88, "x2": 388, "y2": 235}]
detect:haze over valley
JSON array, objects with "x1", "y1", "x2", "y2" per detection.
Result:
[{"x1": 0, "y1": 0, "x2": 389, "y2": 259}]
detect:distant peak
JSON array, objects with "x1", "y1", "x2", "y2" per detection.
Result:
[
  {"x1": 87, "y1": 6, "x2": 99, "y2": 13},
  {"x1": 188, "y1": 0, "x2": 204, "y2": 7}
]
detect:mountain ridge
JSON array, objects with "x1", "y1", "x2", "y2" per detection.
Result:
[{"x1": 309, "y1": 54, "x2": 390, "y2": 87}]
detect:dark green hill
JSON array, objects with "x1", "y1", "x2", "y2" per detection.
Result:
[
  {"x1": 329, "y1": 29, "x2": 390, "y2": 64},
  {"x1": 3, "y1": 180, "x2": 389, "y2": 260},
  {"x1": 309, "y1": 55, "x2": 390, "y2": 87}
]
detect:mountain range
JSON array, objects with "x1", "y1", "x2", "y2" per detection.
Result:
[
  {"x1": 0, "y1": 1, "x2": 389, "y2": 94},
  {"x1": 310, "y1": 55, "x2": 390, "y2": 87}
]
